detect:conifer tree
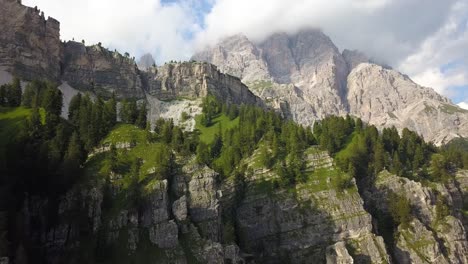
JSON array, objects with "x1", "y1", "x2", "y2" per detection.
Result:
[
  {"x1": 135, "y1": 101, "x2": 147, "y2": 129},
  {"x1": 62, "y1": 132, "x2": 84, "y2": 183},
  {"x1": 196, "y1": 141, "x2": 211, "y2": 165},
  {"x1": 0, "y1": 85, "x2": 5, "y2": 106},
  {"x1": 9, "y1": 77, "x2": 22, "y2": 107},
  {"x1": 68, "y1": 93, "x2": 82, "y2": 124}
]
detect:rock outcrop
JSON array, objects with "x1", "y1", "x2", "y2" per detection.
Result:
[
  {"x1": 193, "y1": 31, "x2": 468, "y2": 145},
  {"x1": 146, "y1": 62, "x2": 262, "y2": 106},
  {"x1": 0, "y1": 0, "x2": 62, "y2": 81},
  {"x1": 224, "y1": 147, "x2": 391, "y2": 263},
  {"x1": 367, "y1": 170, "x2": 468, "y2": 264},
  {"x1": 347, "y1": 63, "x2": 468, "y2": 144},
  {"x1": 61, "y1": 41, "x2": 145, "y2": 99}
]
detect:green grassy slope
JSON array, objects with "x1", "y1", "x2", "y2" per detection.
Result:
[
  {"x1": 194, "y1": 113, "x2": 239, "y2": 143},
  {"x1": 0, "y1": 106, "x2": 45, "y2": 148}
]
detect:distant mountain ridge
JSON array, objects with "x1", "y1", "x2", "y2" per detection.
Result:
[{"x1": 192, "y1": 30, "x2": 468, "y2": 145}]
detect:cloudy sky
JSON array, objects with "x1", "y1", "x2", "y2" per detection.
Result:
[{"x1": 23, "y1": 0, "x2": 468, "y2": 108}]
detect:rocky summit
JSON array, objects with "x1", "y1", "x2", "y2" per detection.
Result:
[
  {"x1": 192, "y1": 30, "x2": 468, "y2": 145},
  {"x1": 0, "y1": 1, "x2": 468, "y2": 264}
]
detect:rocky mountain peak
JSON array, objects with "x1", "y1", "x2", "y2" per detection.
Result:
[{"x1": 193, "y1": 30, "x2": 468, "y2": 145}]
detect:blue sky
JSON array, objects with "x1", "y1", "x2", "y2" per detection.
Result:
[{"x1": 23, "y1": 0, "x2": 468, "y2": 107}]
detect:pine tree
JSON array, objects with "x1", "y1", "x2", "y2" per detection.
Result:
[
  {"x1": 0, "y1": 85, "x2": 6, "y2": 106},
  {"x1": 62, "y1": 132, "x2": 84, "y2": 184},
  {"x1": 171, "y1": 126, "x2": 184, "y2": 150},
  {"x1": 41, "y1": 84, "x2": 63, "y2": 117},
  {"x1": 388, "y1": 193, "x2": 412, "y2": 228},
  {"x1": 108, "y1": 144, "x2": 118, "y2": 172},
  {"x1": 121, "y1": 99, "x2": 138, "y2": 124},
  {"x1": 27, "y1": 107, "x2": 43, "y2": 140},
  {"x1": 9, "y1": 77, "x2": 22, "y2": 107},
  {"x1": 391, "y1": 152, "x2": 403, "y2": 176},
  {"x1": 373, "y1": 139, "x2": 386, "y2": 174},
  {"x1": 135, "y1": 101, "x2": 147, "y2": 129},
  {"x1": 22, "y1": 84, "x2": 37, "y2": 107},
  {"x1": 196, "y1": 141, "x2": 211, "y2": 165},
  {"x1": 210, "y1": 132, "x2": 223, "y2": 159},
  {"x1": 68, "y1": 93, "x2": 82, "y2": 124},
  {"x1": 103, "y1": 93, "x2": 117, "y2": 131}
]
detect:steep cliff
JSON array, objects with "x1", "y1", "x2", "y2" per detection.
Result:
[
  {"x1": 16, "y1": 139, "x2": 394, "y2": 264},
  {"x1": 61, "y1": 41, "x2": 145, "y2": 99},
  {"x1": 0, "y1": 0, "x2": 62, "y2": 81},
  {"x1": 347, "y1": 63, "x2": 468, "y2": 144},
  {"x1": 146, "y1": 62, "x2": 262, "y2": 106},
  {"x1": 364, "y1": 170, "x2": 468, "y2": 264}
]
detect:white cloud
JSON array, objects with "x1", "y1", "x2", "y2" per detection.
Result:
[
  {"x1": 398, "y1": 1, "x2": 468, "y2": 95},
  {"x1": 195, "y1": 0, "x2": 458, "y2": 66},
  {"x1": 410, "y1": 68, "x2": 467, "y2": 95},
  {"x1": 22, "y1": 0, "x2": 200, "y2": 63},
  {"x1": 458, "y1": 102, "x2": 468, "y2": 110}
]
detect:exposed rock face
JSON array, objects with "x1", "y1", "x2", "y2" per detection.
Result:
[
  {"x1": 347, "y1": 63, "x2": 468, "y2": 144},
  {"x1": 368, "y1": 170, "x2": 468, "y2": 264},
  {"x1": 193, "y1": 34, "x2": 271, "y2": 83},
  {"x1": 326, "y1": 242, "x2": 354, "y2": 264},
  {"x1": 193, "y1": 29, "x2": 349, "y2": 121},
  {"x1": 62, "y1": 41, "x2": 145, "y2": 99},
  {"x1": 0, "y1": 0, "x2": 261, "y2": 110},
  {"x1": 193, "y1": 31, "x2": 468, "y2": 145},
  {"x1": 0, "y1": 0, "x2": 62, "y2": 81},
  {"x1": 227, "y1": 147, "x2": 391, "y2": 263},
  {"x1": 147, "y1": 62, "x2": 262, "y2": 106}
]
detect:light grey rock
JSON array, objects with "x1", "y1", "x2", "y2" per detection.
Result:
[
  {"x1": 194, "y1": 30, "x2": 348, "y2": 123},
  {"x1": 0, "y1": 0, "x2": 61, "y2": 81},
  {"x1": 373, "y1": 171, "x2": 468, "y2": 263},
  {"x1": 187, "y1": 164, "x2": 221, "y2": 241},
  {"x1": 347, "y1": 63, "x2": 468, "y2": 145},
  {"x1": 394, "y1": 219, "x2": 449, "y2": 264},
  {"x1": 345, "y1": 234, "x2": 390, "y2": 264},
  {"x1": 62, "y1": 41, "x2": 144, "y2": 99},
  {"x1": 141, "y1": 179, "x2": 170, "y2": 227},
  {"x1": 326, "y1": 241, "x2": 354, "y2": 264},
  {"x1": 172, "y1": 195, "x2": 188, "y2": 222}
]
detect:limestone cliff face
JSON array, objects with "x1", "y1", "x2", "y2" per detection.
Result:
[
  {"x1": 17, "y1": 146, "x2": 394, "y2": 264},
  {"x1": 0, "y1": 0, "x2": 62, "y2": 81},
  {"x1": 62, "y1": 41, "x2": 145, "y2": 99},
  {"x1": 193, "y1": 31, "x2": 468, "y2": 145},
  {"x1": 347, "y1": 63, "x2": 468, "y2": 144},
  {"x1": 367, "y1": 171, "x2": 468, "y2": 264},
  {"x1": 146, "y1": 62, "x2": 262, "y2": 106},
  {"x1": 221, "y1": 147, "x2": 391, "y2": 263}
]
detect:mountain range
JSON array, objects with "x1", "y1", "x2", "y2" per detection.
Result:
[
  {"x1": 192, "y1": 30, "x2": 468, "y2": 145},
  {"x1": 0, "y1": 1, "x2": 467, "y2": 264}
]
